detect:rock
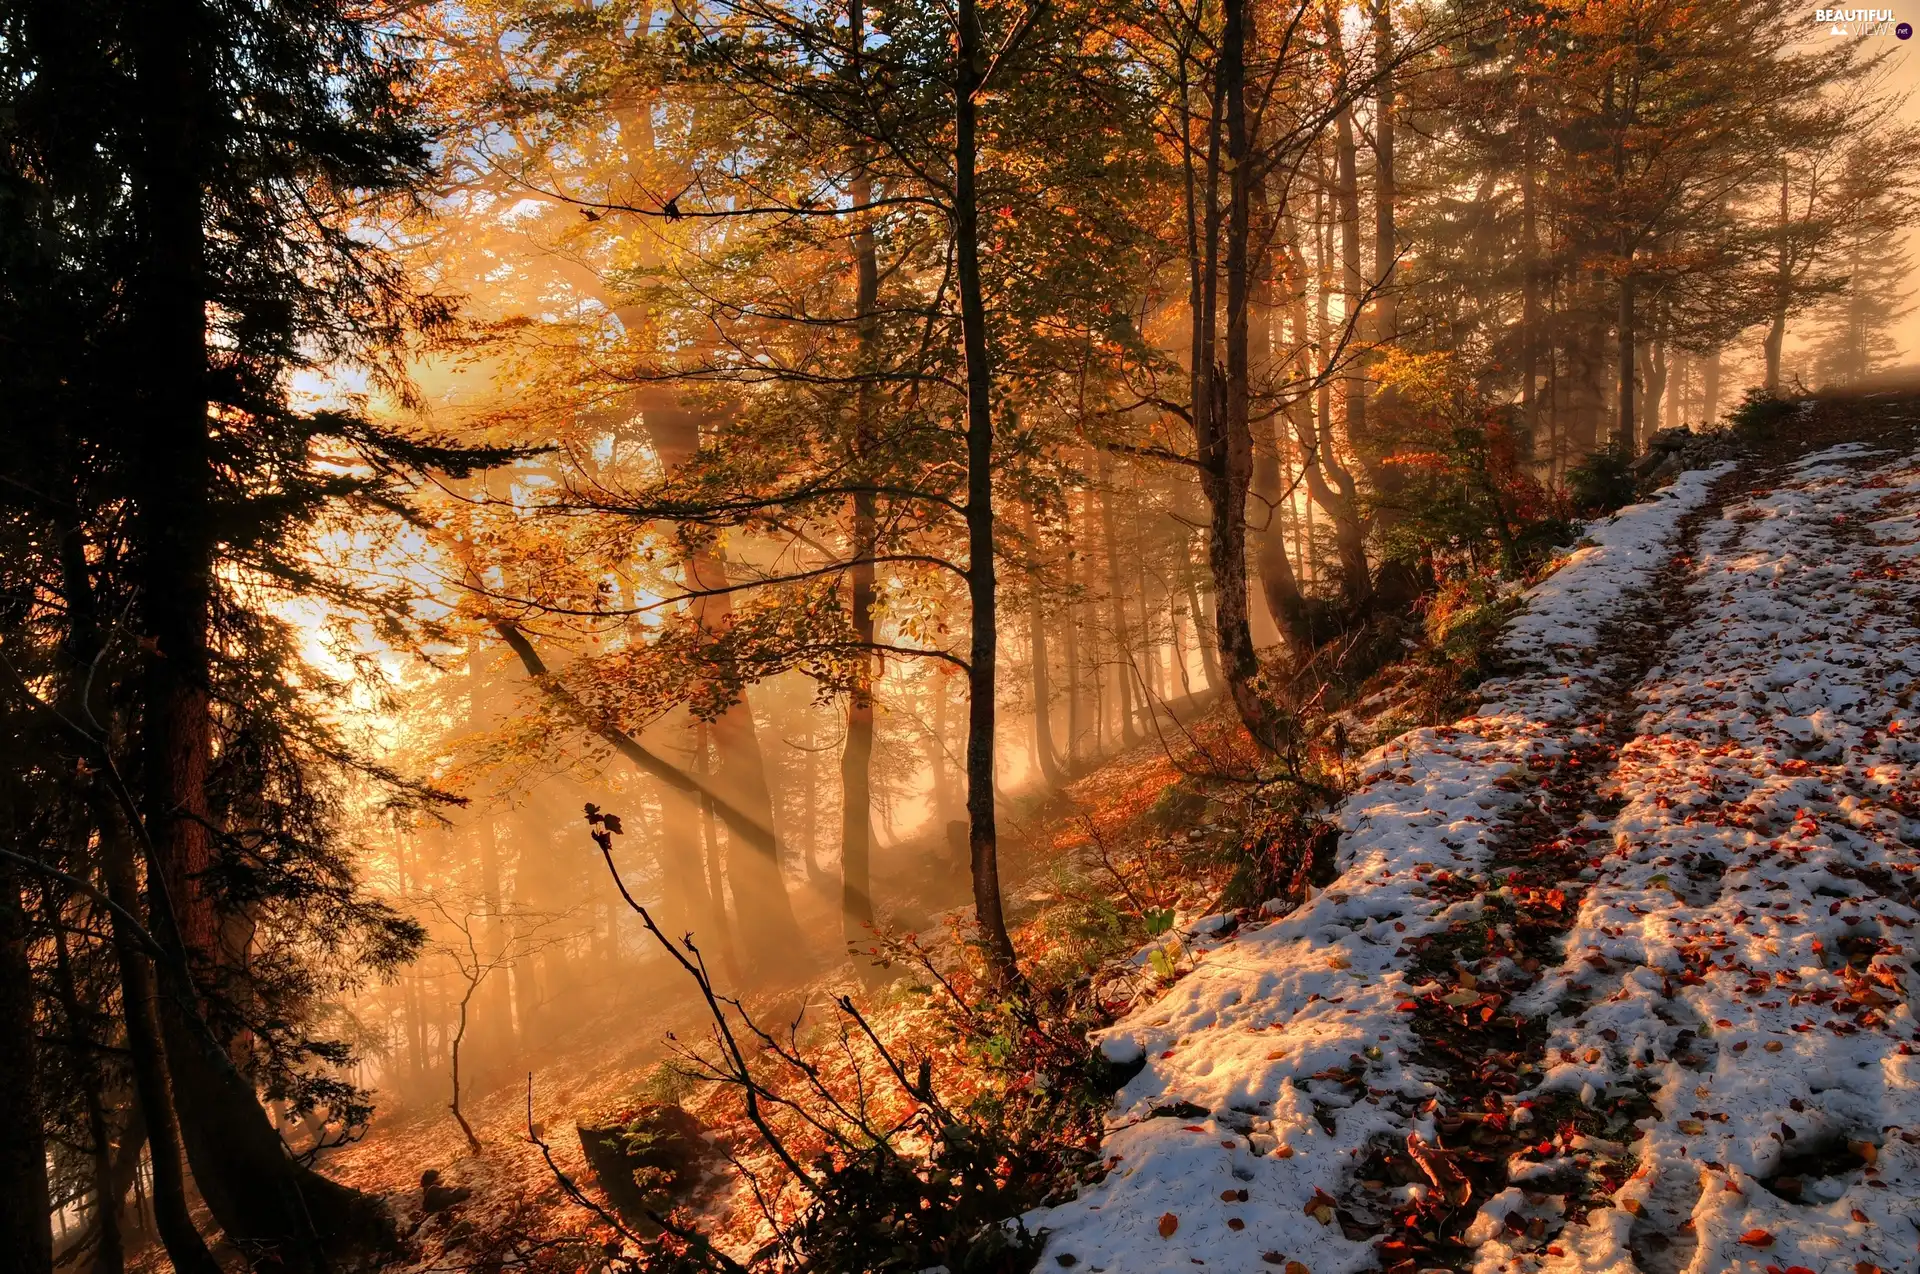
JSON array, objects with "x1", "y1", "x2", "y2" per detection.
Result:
[
  {"x1": 420, "y1": 1169, "x2": 471, "y2": 1214},
  {"x1": 1647, "y1": 425, "x2": 1692, "y2": 451},
  {"x1": 577, "y1": 1103, "x2": 712, "y2": 1227}
]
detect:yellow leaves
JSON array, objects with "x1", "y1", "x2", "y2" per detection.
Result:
[
  {"x1": 1677, "y1": 1119, "x2": 1705, "y2": 1134},
  {"x1": 1442, "y1": 988, "x2": 1482, "y2": 1005},
  {"x1": 1304, "y1": 1187, "x2": 1339, "y2": 1224}
]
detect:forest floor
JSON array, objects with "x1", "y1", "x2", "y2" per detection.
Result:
[
  {"x1": 1027, "y1": 393, "x2": 1920, "y2": 1274},
  {"x1": 250, "y1": 393, "x2": 1920, "y2": 1274}
]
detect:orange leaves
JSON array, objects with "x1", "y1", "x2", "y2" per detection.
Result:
[
  {"x1": 1738, "y1": 1228, "x2": 1775, "y2": 1248},
  {"x1": 1157, "y1": 1212, "x2": 1178, "y2": 1238}
]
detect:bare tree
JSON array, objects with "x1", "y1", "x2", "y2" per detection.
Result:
[{"x1": 420, "y1": 894, "x2": 574, "y2": 1154}]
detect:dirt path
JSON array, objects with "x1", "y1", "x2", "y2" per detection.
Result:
[{"x1": 1026, "y1": 395, "x2": 1920, "y2": 1274}]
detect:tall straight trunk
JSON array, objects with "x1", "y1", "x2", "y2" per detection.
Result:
[
  {"x1": 953, "y1": 0, "x2": 1018, "y2": 980},
  {"x1": 1704, "y1": 348, "x2": 1722, "y2": 423},
  {"x1": 692, "y1": 725, "x2": 740, "y2": 983},
  {"x1": 1064, "y1": 497, "x2": 1088, "y2": 767},
  {"x1": 1132, "y1": 497, "x2": 1161, "y2": 711},
  {"x1": 1314, "y1": 182, "x2": 1334, "y2": 478},
  {"x1": 685, "y1": 551, "x2": 809, "y2": 974},
  {"x1": 1764, "y1": 170, "x2": 1791, "y2": 393},
  {"x1": 1520, "y1": 95, "x2": 1539, "y2": 433},
  {"x1": 1335, "y1": 103, "x2": 1367, "y2": 449},
  {"x1": 1608, "y1": 70, "x2": 1636, "y2": 450},
  {"x1": 841, "y1": 158, "x2": 880, "y2": 945},
  {"x1": 928, "y1": 676, "x2": 956, "y2": 822},
  {"x1": 1093, "y1": 454, "x2": 1140, "y2": 746},
  {"x1": 0, "y1": 868, "x2": 52, "y2": 1274},
  {"x1": 1256, "y1": 212, "x2": 1316, "y2": 648},
  {"x1": 1373, "y1": 0, "x2": 1396, "y2": 349},
  {"x1": 128, "y1": 4, "x2": 385, "y2": 1259},
  {"x1": 1645, "y1": 333, "x2": 1668, "y2": 431},
  {"x1": 1026, "y1": 519, "x2": 1066, "y2": 787},
  {"x1": 1616, "y1": 270, "x2": 1637, "y2": 450},
  {"x1": 1197, "y1": 0, "x2": 1290, "y2": 754},
  {"x1": 1181, "y1": 529, "x2": 1220, "y2": 689}
]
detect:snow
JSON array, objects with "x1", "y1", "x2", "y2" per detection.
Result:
[
  {"x1": 1025, "y1": 466, "x2": 1738, "y2": 1273},
  {"x1": 1500, "y1": 442, "x2": 1920, "y2": 1274}
]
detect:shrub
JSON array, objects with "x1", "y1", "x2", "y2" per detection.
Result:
[
  {"x1": 1566, "y1": 445, "x2": 1636, "y2": 516},
  {"x1": 1375, "y1": 351, "x2": 1574, "y2": 578},
  {"x1": 1728, "y1": 386, "x2": 1799, "y2": 440}
]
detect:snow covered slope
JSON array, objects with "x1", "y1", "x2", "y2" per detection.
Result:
[{"x1": 1026, "y1": 465, "x2": 1739, "y2": 1273}]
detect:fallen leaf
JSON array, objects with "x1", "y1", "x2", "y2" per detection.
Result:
[
  {"x1": 1678, "y1": 1119, "x2": 1705, "y2": 1134},
  {"x1": 1158, "y1": 1212, "x2": 1178, "y2": 1239},
  {"x1": 1287, "y1": 1264, "x2": 1309, "y2": 1274},
  {"x1": 1227, "y1": 1217, "x2": 1245, "y2": 1230},
  {"x1": 1850, "y1": 1208, "x2": 1869, "y2": 1223},
  {"x1": 1764, "y1": 1040, "x2": 1784, "y2": 1052},
  {"x1": 1850, "y1": 1140, "x2": 1879, "y2": 1164},
  {"x1": 1738, "y1": 1228, "x2": 1774, "y2": 1248},
  {"x1": 1305, "y1": 1187, "x2": 1339, "y2": 1225}
]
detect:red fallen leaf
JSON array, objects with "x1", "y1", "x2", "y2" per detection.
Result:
[
  {"x1": 1158, "y1": 1212, "x2": 1178, "y2": 1238},
  {"x1": 1850, "y1": 1208, "x2": 1870, "y2": 1223},
  {"x1": 1227, "y1": 1217, "x2": 1246, "y2": 1230},
  {"x1": 1857, "y1": 1263, "x2": 1888, "y2": 1274},
  {"x1": 1182, "y1": 1124, "x2": 1206, "y2": 1132},
  {"x1": 1739, "y1": 1228, "x2": 1775, "y2": 1248},
  {"x1": 1783, "y1": 1266, "x2": 1817, "y2": 1274}
]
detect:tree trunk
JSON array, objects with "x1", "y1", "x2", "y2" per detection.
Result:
[
  {"x1": 1764, "y1": 170, "x2": 1791, "y2": 393},
  {"x1": 1373, "y1": 0, "x2": 1397, "y2": 350},
  {"x1": 1703, "y1": 347, "x2": 1721, "y2": 423},
  {"x1": 1335, "y1": 102, "x2": 1367, "y2": 452},
  {"x1": 1520, "y1": 93, "x2": 1539, "y2": 434},
  {"x1": 49, "y1": 902, "x2": 124, "y2": 1274},
  {"x1": 954, "y1": 0, "x2": 1019, "y2": 980},
  {"x1": 841, "y1": 159, "x2": 880, "y2": 946},
  {"x1": 1027, "y1": 525, "x2": 1066, "y2": 787},
  {"x1": 0, "y1": 867, "x2": 52, "y2": 1274},
  {"x1": 691, "y1": 725, "x2": 740, "y2": 982},
  {"x1": 128, "y1": 2, "x2": 389, "y2": 1261},
  {"x1": 684, "y1": 551, "x2": 809, "y2": 976},
  {"x1": 1197, "y1": 0, "x2": 1291, "y2": 754},
  {"x1": 1093, "y1": 456, "x2": 1139, "y2": 747},
  {"x1": 97, "y1": 811, "x2": 219, "y2": 1274},
  {"x1": 1180, "y1": 539, "x2": 1219, "y2": 691},
  {"x1": 448, "y1": 984, "x2": 481, "y2": 1154},
  {"x1": 1064, "y1": 496, "x2": 1088, "y2": 767}
]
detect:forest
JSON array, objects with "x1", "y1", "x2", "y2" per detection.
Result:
[{"x1": 4, "y1": 0, "x2": 1920, "y2": 1269}]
